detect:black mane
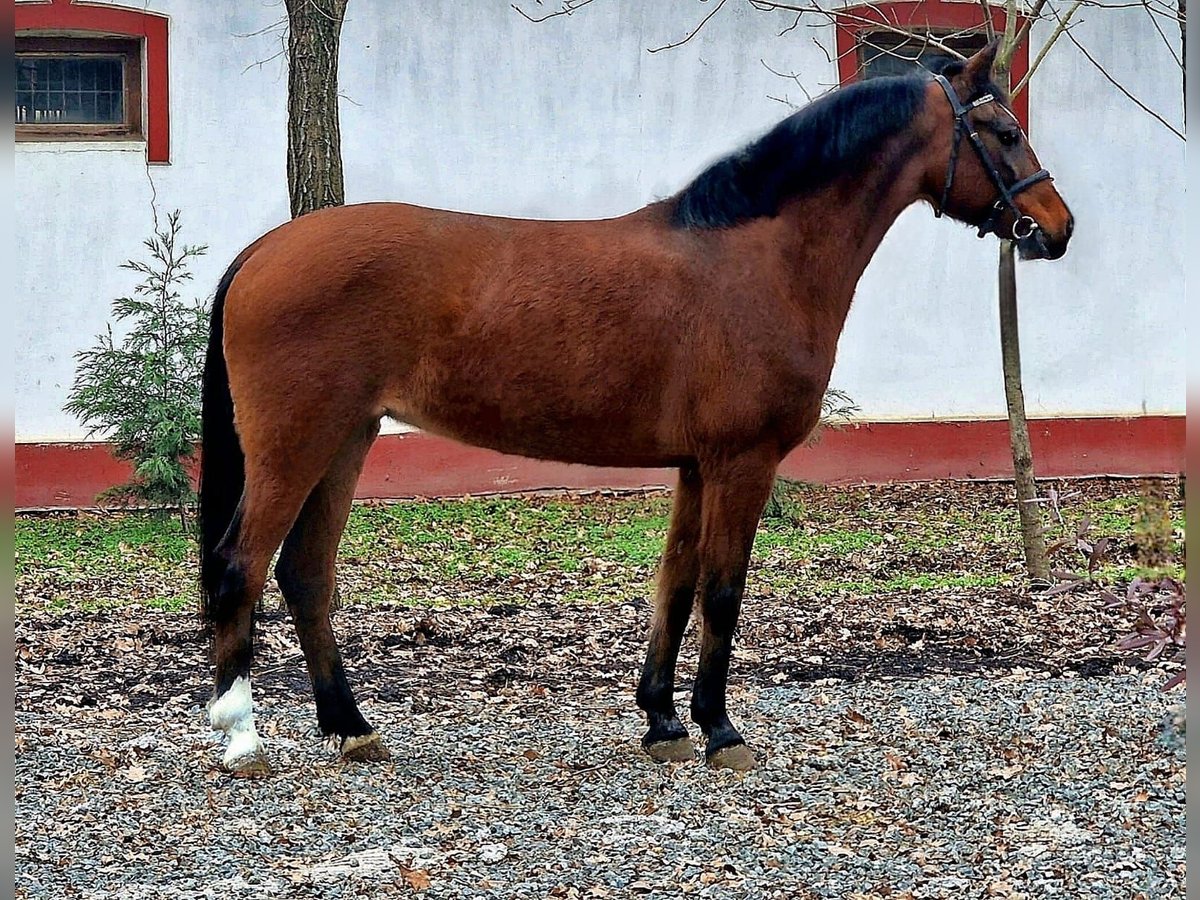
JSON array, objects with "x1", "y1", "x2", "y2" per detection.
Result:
[{"x1": 671, "y1": 74, "x2": 930, "y2": 230}]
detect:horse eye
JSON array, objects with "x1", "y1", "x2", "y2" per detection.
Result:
[{"x1": 998, "y1": 130, "x2": 1019, "y2": 148}]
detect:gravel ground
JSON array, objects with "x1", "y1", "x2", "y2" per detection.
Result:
[
  {"x1": 17, "y1": 665, "x2": 1183, "y2": 899},
  {"x1": 16, "y1": 479, "x2": 1185, "y2": 898}
]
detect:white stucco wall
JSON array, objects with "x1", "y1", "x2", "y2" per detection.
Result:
[{"x1": 14, "y1": 0, "x2": 1186, "y2": 441}]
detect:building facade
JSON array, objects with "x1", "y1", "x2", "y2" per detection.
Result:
[{"x1": 14, "y1": 0, "x2": 1186, "y2": 506}]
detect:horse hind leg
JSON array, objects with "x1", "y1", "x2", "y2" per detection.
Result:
[
  {"x1": 636, "y1": 464, "x2": 703, "y2": 762},
  {"x1": 207, "y1": 475, "x2": 315, "y2": 775},
  {"x1": 274, "y1": 420, "x2": 389, "y2": 762},
  {"x1": 207, "y1": 419, "x2": 364, "y2": 774}
]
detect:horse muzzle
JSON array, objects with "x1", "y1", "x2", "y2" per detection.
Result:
[{"x1": 1016, "y1": 211, "x2": 1073, "y2": 261}]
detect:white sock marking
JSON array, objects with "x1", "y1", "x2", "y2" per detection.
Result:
[{"x1": 209, "y1": 676, "x2": 264, "y2": 766}]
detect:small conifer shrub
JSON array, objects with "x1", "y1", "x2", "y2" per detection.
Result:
[{"x1": 65, "y1": 211, "x2": 209, "y2": 520}]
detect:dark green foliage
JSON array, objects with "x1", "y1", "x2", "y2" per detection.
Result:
[
  {"x1": 808, "y1": 387, "x2": 860, "y2": 446},
  {"x1": 763, "y1": 477, "x2": 807, "y2": 524},
  {"x1": 764, "y1": 388, "x2": 860, "y2": 523},
  {"x1": 1133, "y1": 478, "x2": 1175, "y2": 574},
  {"x1": 65, "y1": 211, "x2": 209, "y2": 516}
]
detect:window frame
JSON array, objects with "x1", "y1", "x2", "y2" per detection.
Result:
[
  {"x1": 833, "y1": 0, "x2": 1031, "y2": 129},
  {"x1": 15, "y1": 0, "x2": 171, "y2": 164},
  {"x1": 15, "y1": 36, "x2": 144, "y2": 143},
  {"x1": 856, "y1": 28, "x2": 991, "y2": 81}
]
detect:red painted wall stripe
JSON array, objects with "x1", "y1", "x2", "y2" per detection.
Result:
[
  {"x1": 14, "y1": 416, "x2": 1185, "y2": 509},
  {"x1": 16, "y1": 0, "x2": 170, "y2": 163}
]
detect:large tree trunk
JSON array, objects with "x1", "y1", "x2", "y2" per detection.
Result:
[
  {"x1": 282, "y1": 0, "x2": 349, "y2": 612},
  {"x1": 284, "y1": 0, "x2": 349, "y2": 218},
  {"x1": 998, "y1": 240, "x2": 1050, "y2": 582}
]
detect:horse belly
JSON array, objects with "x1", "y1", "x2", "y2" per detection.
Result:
[{"x1": 395, "y1": 358, "x2": 687, "y2": 468}]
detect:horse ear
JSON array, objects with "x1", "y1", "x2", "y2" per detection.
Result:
[{"x1": 960, "y1": 39, "x2": 1001, "y2": 90}]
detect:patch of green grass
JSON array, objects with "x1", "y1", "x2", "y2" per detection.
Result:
[
  {"x1": 15, "y1": 481, "x2": 1184, "y2": 613},
  {"x1": 754, "y1": 566, "x2": 1012, "y2": 599},
  {"x1": 756, "y1": 525, "x2": 884, "y2": 556},
  {"x1": 340, "y1": 497, "x2": 671, "y2": 581},
  {"x1": 15, "y1": 513, "x2": 193, "y2": 571}
]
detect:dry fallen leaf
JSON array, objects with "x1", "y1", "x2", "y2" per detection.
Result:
[
  {"x1": 846, "y1": 708, "x2": 871, "y2": 728},
  {"x1": 399, "y1": 866, "x2": 431, "y2": 891}
]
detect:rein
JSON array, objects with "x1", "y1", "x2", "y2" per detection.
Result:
[{"x1": 932, "y1": 73, "x2": 1051, "y2": 241}]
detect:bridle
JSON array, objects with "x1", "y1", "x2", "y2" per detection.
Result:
[{"x1": 932, "y1": 73, "x2": 1051, "y2": 241}]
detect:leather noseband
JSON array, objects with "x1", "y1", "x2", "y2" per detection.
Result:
[{"x1": 932, "y1": 73, "x2": 1052, "y2": 240}]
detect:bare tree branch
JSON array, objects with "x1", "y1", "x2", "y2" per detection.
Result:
[
  {"x1": 242, "y1": 45, "x2": 288, "y2": 74},
  {"x1": 778, "y1": 12, "x2": 804, "y2": 35},
  {"x1": 979, "y1": 0, "x2": 997, "y2": 41},
  {"x1": 760, "y1": 58, "x2": 814, "y2": 101},
  {"x1": 748, "y1": 0, "x2": 993, "y2": 61},
  {"x1": 859, "y1": 28, "x2": 972, "y2": 69},
  {"x1": 808, "y1": 2, "x2": 973, "y2": 58},
  {"x1": 1001, "y1": 0, "x2": 1018, "y2": 76},
  {"x1": 232, "y1": 17, "x2": 289, "y2": 39},
  {"x1": 809, "y1": 29, "x2": 870, "y2": 88},
  {"x1": 1075, "y1": 0, "x2": 1177, "y2": 13},
  {"x1": 235, "y1": 12, "x2": 290, "y2": 75},
  {"x1": 1012, "y1": 0, "x2": 1083, "y2": 95},
  {"x1": 811, "y1": 33, "x2": 836, "y2": 64},
  {"x1": 1052, "y1": 3, "x2": 1185, "y2": 138},
  {"x1": 511, "y1": 0, "x2": 598, "y2": 24},
  {"x1": 647, "y1": 0, "x2": 730, "y2": 53},
  {"x1": 1144, "y1": 0, "x2": 1184, "y2": 68},
  {"x1": 1005, "y1": 0, "x2": 1051, "y2": 66}
]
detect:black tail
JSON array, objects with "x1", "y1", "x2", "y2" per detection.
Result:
[{"x1": 199, "y1": 258, "x2": 247, "y2": 621}]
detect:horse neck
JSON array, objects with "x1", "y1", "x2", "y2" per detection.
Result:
[{"x1": 773, "y1": 134, "x2": 932, "y2": 332}]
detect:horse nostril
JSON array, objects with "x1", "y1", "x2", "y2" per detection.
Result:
[{"x1": 1065, "y1": 213, "x2": 1075, "y2": 238}]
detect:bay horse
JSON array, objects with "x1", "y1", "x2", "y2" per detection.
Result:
[{"x1": 200, "y1": 43, "x2": 1072, "y2": 775}]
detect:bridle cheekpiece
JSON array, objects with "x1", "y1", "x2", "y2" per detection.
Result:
[{"x1": 932, "y1": 73, "x2": 1051, "y2": 241}]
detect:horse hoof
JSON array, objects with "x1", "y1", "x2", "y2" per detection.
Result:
[
  {"x1": 341, "y1": 732, "x2": 391, "y2": 762},
  {"x1": 223, "y1": 747, "x2": 272, "y2": 778},
  {"x1": 644, "y1": 736, "x2": 696, "y2": 763},
  {"x1": 706, "y1": 743, "x2": 756, "y2": 772}
]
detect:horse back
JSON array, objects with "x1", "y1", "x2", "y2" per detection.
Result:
[{"x1": 221, "y1": 202, "x2": 827, "y2": 466}]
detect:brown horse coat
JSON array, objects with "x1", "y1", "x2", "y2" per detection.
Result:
[{"x1": 200, "y1": 44, "x2": 1073, "y2": 775}]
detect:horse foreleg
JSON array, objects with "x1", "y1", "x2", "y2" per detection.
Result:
[
  {"x1": 636, "y1": 464, "x2": 702, "y2": 761},
  {"x1": 690, "y1": 450, "x2": 776, "y2": 772},
  {"x1": 275, "y1": 420, "x2": 388, "y2": 762}
]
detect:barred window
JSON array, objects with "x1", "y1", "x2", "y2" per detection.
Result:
[
  {"x1": 858, "y1": 31, "x2": 989, "y2": 80},
  {"x1": 15, "y1": 37, "x2": 142, "y2": 140}
]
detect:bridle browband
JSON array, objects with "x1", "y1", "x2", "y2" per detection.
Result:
[{"x1": 932, "y1": 73, "x2": 1051, "y2": 241}]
